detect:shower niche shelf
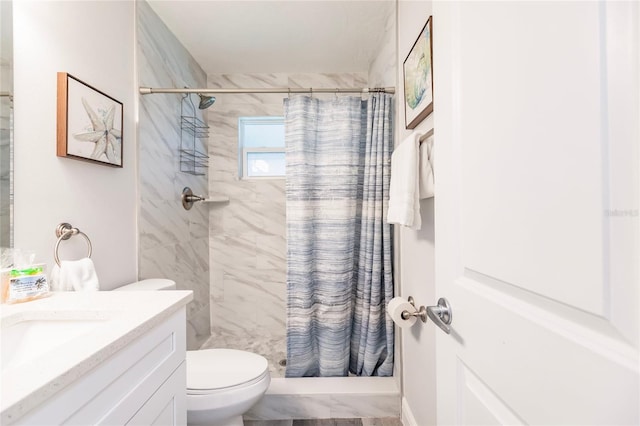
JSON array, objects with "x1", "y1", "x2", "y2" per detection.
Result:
[{"x1": 180, "y1": 93, "x2": 209, "y2": 175}]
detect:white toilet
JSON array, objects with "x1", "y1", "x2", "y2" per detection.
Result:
[{"x1": 115, "y1": 279, "x2": 271, "y2": 426}]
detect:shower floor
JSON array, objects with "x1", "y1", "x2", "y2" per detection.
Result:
[{"x1": 200, "y1": 332, "x2": 287, "y2": 378}]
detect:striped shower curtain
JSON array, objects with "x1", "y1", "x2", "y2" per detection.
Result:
[{"x1": 285, "y1": 94, "x2": 394, "y2": 377}]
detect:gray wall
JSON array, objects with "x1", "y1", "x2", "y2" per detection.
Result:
[
  {"x1": 137, "y1": 1, "x2": 210, "y2": 349},
  {"x1": 14, "y1": 1, "x2": 137, "y2": 288},
  {"x1": 396, "y1": 2, "x2": 437, "y2": 425}
]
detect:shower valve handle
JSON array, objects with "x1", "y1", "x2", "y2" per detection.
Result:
[
  {"x1": 181, "y1": 187, "x2": 206, "y2": 210},
  {"x1": 184, "y1": 194, "x2": 205, "y2": 202}
]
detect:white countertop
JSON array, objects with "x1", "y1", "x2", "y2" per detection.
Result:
[{"x1": 0, "y1": 290, "x2": 193, "y2": 422}]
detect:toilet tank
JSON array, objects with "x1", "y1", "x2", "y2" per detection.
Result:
[{"x1": 114, "y1": 278, "x2": 177, "y2": 291}]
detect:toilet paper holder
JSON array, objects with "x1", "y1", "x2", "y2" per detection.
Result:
[{"x1": 401, "y1": 296, "x2": 427, "y2": 323}]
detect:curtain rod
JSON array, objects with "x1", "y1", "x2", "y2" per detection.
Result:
[{"x1": 139, "y1": 86, "x2": 395, "y2": 95}]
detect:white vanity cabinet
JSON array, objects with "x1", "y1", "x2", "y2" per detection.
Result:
[{"x1": 15, "y1": 308, "x2": 187, "y2": 425}]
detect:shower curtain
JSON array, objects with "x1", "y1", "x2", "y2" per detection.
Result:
[{"x1": 285, "y1": 94, "x2": 394, "y2": 377}]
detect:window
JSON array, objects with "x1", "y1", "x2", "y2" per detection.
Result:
[{"x1": 238, "y1": 116, "x2": 285, "y2": 179}]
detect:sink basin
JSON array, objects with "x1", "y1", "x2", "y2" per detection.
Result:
[{"x1": 1, "y1": 314, "x2": 110, "y2": 373}]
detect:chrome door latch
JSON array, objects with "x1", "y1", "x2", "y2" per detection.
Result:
[{"x1": 426, "y1": 298, "x2": 453, "y2": 334}]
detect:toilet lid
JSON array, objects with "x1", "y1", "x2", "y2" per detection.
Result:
[{"x1": 187, "y1": 349, "x2": 269, "y2": 391}]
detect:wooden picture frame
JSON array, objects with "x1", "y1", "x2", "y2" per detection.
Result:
[
  {"x1": 403, "y1": 16, "x2": 433, "y2": 129},
  {"x1": 57, "y1": 72, "x2": 123, "y2": 167}
]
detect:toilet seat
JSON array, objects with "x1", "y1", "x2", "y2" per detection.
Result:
[{"x1": 186, "y1": 349, "x2": 269, "y2": 395}]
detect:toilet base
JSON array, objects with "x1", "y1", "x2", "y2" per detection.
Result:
[{"x1": 188, "y1": 414, "x2": 243, "y2": 426}]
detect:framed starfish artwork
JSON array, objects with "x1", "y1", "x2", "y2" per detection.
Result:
[{"x1": 57, "y1": 73, "x2": 123, "y2": 167}]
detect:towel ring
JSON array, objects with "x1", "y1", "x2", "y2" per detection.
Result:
[{"x1": 54, "y1": 222, "x2": 92, "y2": 267}]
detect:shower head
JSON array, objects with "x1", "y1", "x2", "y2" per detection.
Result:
[{"x1": 197, "y1": 93, "x2": 216, "y2": 109}]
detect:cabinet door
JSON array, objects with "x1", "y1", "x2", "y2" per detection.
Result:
[
  {"x1": 126, "y1": 362, "x2": 187, "y2": 426},
  {"x1": 16, "y1": 309, "x2": 187, "y2": 425}
]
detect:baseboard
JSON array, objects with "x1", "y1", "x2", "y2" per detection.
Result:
[{"x1": 401, "y1": 397, "x2": 418, "y2": 426}]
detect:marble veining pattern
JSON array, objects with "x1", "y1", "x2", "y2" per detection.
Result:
[
  {"x1": 244, "y1": 377, "x2": 400, "y2": 421},
  {"x1": 137, "y1": 0, "x2": 210, "y2": 349},
  {"x1": 367, "y1": 4, "x2": 396, "y2": 88},
  {"x1": 245, "y1": 418, "x2": 402, "y2": 426}
]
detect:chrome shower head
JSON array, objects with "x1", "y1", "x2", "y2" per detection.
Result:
[{"x1": 197, "y1": 94, "x2": 216, "y2": 109}]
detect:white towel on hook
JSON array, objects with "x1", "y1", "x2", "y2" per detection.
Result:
[
  {"x1": 50, "y1": 258, "x2": 99, "y2": 292},
  {"x1": 419, "y1": 132, "x2": 435, "y2": 199},
  {"x1": 387, "y1": 132, "x2": 422, "y2": 230}
]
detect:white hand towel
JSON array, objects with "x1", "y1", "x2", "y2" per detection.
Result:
[
  {"x1": 387, "y1": 132, "x2": 422, "y2": 230},
  {"x1": 419, "y1": 133, "x2": 435, "y2": 199},
  {"x1": 50, "y1": 264, "x2": 71, "y2": 291},
  {"x1": 51, "y1": 258, "x2": 99, "y2": 292}
]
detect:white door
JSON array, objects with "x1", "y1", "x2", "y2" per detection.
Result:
[{"x1": 432, "y1": 1, "x2": 639, "y2": 424}]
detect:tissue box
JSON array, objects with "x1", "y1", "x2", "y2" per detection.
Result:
[{"x1": 1, "y1": 263, "x2": 50, "y2": 304}]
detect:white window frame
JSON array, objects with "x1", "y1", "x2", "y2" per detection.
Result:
[
  {"x1": 242, "y1": 147, "x2": 286, "y2": 180},
  {"x1": 238, "y1": 116, "x2": 285, "y2": 180}
]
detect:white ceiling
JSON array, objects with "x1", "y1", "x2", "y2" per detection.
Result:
[{"x1": 147, "y1": 0, "x2": 395, "y2": 75}]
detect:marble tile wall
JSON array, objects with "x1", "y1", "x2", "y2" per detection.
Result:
[
  {"x1": 245, "y1": 377, "x2": 400, "y2": 421},
  {"x1": 0, "y1": 83, "x2": 11, "y2": 247},
  {"x1": 1, "y1": 0, "x2": 12, "y2": 247},
  {"x1": 137, "y1": 1, "x2": 210, "y2": 349},
  {"x1": 246, "y1": 393, "x2": 401, "y2": 421},
  {"x1": 205, "y1": 72, "x2": 367, "y2": 376},
  {"x1": 246, "y1": 418, "x2": 402, "y2": 426},
  {"x1": 368, "y1": 3, "x2": 397, "y2": 88}
]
